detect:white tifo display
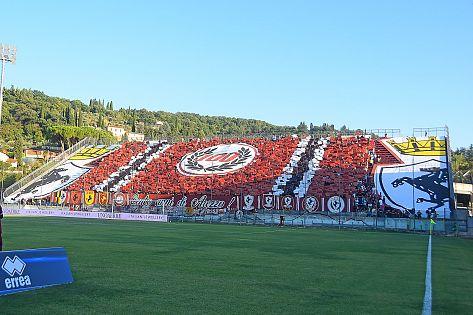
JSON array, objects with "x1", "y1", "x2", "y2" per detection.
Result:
[{"x1": 4, "y1": 208, "x2": 168, "y2": 222}]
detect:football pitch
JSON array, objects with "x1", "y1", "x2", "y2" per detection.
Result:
[{"x1": 0, "y1": 217, "x2": 472, "y2": 314}]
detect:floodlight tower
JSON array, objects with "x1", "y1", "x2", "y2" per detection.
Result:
[{"x1": 0, "y1": 44, "x2": 16, "y2": 126}]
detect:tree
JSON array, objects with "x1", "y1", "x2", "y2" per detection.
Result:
[
  {"x1": 65, "y1": 105, "x2": 72, "y2": 124},
  {"x1": 13, "y1": 134, "x2": 25, "y2": 167},
  {"x1": 78, "y1": 109, "x2": 83, "y2": 127},
  {"x1": 297, "y1": 122, "x2": 308, "y2": 134},
  {"x1": 453, "y1": 146, "x2": 473, "y2": 183},
  {"x1": 98, "y1": 112, "x2": 105, "y2": 129},
  {"x1": 48, "y1": 125, "x2": 115, "y2": 151},
  {"x1": 131, "y1": 110, "x2": 137, "y2": 132}
]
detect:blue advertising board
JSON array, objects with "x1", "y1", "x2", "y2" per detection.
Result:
[{"x1": 0, "y1": 247, "x2": 73, "y2": 295}]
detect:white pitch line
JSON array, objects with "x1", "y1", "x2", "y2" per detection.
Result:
[{"x1": 422, "y1": 234, "x2": 432, "y2": 315}]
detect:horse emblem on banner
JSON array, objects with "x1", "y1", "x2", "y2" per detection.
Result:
[
  {"x1": 98, "y1": 192, "x2": 108, "y2": 205},
  {"x1": 282, "y1": 196, "x2": 294, "y2": 210},
  {"x1": 84, "y1": 191, "x2": 95, "y2": 205},
  {"x1": 262, "y1": 194, "x2": 275, "y2": 210},
  {"x1": 327, "y1": 196, "x2": 345, "y2": 213},
  {"x1": 303, "y1": 196, "x2": 319, "y2": 212},
  {"x1": 242, "y1": 195, "x2": 255, "y2": 210},
  {"x1": 378, "y1": 159, "x2": 450, "y2": 211},
  {"x1": 70, "y1": 191, "x2": 82, "y2": 205}
]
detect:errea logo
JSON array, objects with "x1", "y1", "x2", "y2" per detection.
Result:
[
  {"x1": 2, "y1": 256, "x2": 31, "y2": 289},
  {"x1": 2, "y1": 256, "x2": 26, "y2": 276}
]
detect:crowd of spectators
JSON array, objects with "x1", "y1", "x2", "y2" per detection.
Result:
[
  {"x1": 67, "y1": 142, "x2": 148, "y2": 191},
  {"x1": 121, "y1": 137, "x2": 299, "y2": 196}
]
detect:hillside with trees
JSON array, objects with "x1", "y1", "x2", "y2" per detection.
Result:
[{"x1": 0, "y1": 87, "x2": 340, "y2": 152}]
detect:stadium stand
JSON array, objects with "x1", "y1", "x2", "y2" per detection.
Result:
[
  {"x1": 64, "y1": 136, "x2": 377, "y2": 201},
  {"x1": 120, "y1": 137, "x2": 299, "y2": 196},
  {"x1": 374, "y1": 139, "x2": 402, "y2": 164},
  {"x1": 97, "y1": 141, "x2": 169, "y2": 192},
  {"x1": 293, "y1": 137, "x2": 328, "y2": 197},
  {"x1": 273, "y1": 136, "x2": 329, "y2": 197},
  {"x1": 306, "y1": 136, "x2": 375, "y2": 198},
  {"x1": 67, "y1": 142, "x2": 148, "y2": 191}
]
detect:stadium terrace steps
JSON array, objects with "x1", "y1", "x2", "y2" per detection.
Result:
[{"x1": 374, "y1": 140, "x2": 402, "y2": 165}]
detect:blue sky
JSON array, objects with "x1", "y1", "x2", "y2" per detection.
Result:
[{"x1": 2, "y1": 0, "x2": 472, "y2": 148}]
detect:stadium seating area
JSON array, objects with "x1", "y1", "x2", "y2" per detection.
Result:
[
  {"x1": 120, "y1": 137, "x2": 299, "y2": 196},
  {"x1": 273, "y1": 136, "x2": 328, "y2": 197},
  {"x1": 67, "y1": 142, "x2": 148, "y2": 191},
  {"x1": 97, "y1": 141, "x2": 169, "y2": 192},
  {"x1": 306, "y1": 136, "x2": 375, "y2": 198},
  {"x1": 62, "y1": 135, "x2": 385, "y2": 209}
]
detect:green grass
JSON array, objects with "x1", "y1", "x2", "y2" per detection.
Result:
[{"x1": 0, "y1": 217, "x2": 471, "y2": 314}]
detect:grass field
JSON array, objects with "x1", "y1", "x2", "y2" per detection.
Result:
[{"x1": 0, "y1": 217, "x2": 472, "y2": 314}]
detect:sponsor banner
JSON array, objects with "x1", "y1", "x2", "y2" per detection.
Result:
[
  {"x1": 0, "y1": 248, "x2": 73, "y2": 296},
  {"x1": 177, "y1": 143, "x2": 258, "y2": 176},
  {"x1": 3, "y1": 208, "x2": 168, "y2": 222}
]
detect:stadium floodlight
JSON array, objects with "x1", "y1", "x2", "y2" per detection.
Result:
[{"x1": 0, "y1": 44, "x2": 17, "y2": 126}]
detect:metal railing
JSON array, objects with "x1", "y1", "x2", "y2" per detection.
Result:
[
  {"x1": 413, "y1": 126, "x2": 448, "y2": 138},
  {"x1": 365, "y1": 128, "x2": 401, "y2": 138},
  {"x1": 3, "y1": 137, "x2": 95, "y2": 199}
]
